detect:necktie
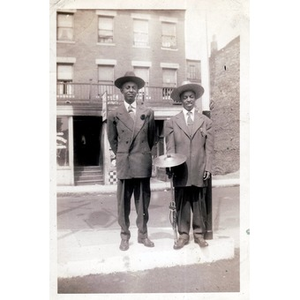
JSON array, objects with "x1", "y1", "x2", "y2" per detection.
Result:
[
  {"x1": 128, "y1": 105, "x2": 135, "y2": 120},
  {"x1": 187, "y1": 111, "x2": 193, "y2": 135},
  {"x1": 187, "y1": 111, "x2": 193, "y2": 126}
]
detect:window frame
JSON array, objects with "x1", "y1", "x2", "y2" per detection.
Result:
[
  {"x1": 161, "y1": 21, "x2": 177, "y2": 49},
  {"x1": 133, "y1": 66, "x2": 150, "y2": 101},
  {"x1": 98, "y1": 15, "x2": 114, "y2": 44},
  {"x1": 187, "y1": 61, "x2": 201, "y2": 82},
  {"x1": 57, "y1": 63, "x2": 74, "y2": 96},
  {"x1": 56, "y1": 116, "x2": 70, "y2": 167},
  {"x1": 188, "y1": 64, "x2": 196, "y2": 80},
  {"x1": 97, "y1": 65, "x2": 115, "y2": 99},
  {"x1": 133, "y1": 18, "x2": 149, "y2": 47},
  {"x1": 162, "y1": 68, "x2": 177, "y2": 100},
  {"x1": 57, "y1": 12, "x2": 74, "y2": 42}
]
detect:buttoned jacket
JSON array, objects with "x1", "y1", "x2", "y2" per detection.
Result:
[
  {"x1": 107, "y1": 103, "x2": 155, "y2": 179},
  {"x1": 164, "y1": 110, "x2": 214, "y2": 187}
]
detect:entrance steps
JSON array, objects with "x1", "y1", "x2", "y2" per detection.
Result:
[{"x1": 74, "y1": 166, "x2": 104, "y2": 186}]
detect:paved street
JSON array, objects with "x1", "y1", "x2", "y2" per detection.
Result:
[
  {"x1": 57, "y1": 249, "x2": 240, "y2": 293},
  {"x1": 56, "y1": 186, "x2": 241, "y2": 293}
]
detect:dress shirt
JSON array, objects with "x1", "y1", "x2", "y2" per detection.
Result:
[
  {"x1": 124, "y1": 101, "x2": 136, "y2": 114},
  {"x1": 183, "y1": 108, "x2": 195, "y2": 125}
]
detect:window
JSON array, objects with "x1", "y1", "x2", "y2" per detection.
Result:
[
  {"x1": 161, "y1": 22, "x2": 176, "y2": 49},
  {"x1": 98, "y1": 65, "x2": 115, "y2": 97},
  {"x1": 162, "y1": 68, "x2": 177, "y2": 87},
  {"x1": 98, "y1": 16, "x2": 114, "y2": 43},
  {"x1": 133, "y1": 19, "x2": 149, "y2": 47},
  {"x1": 187, "y1": 61, "x2": 201, "y2": 81},
  {"x1": 162, "y1": 68, "x2": 177, "y2": 100},
  {"x1": 57, "y1": 117, "x2": 69, "y2": 166},
  {"x1": 57, "y1": 13, "x2": 74, "y2": 41},
  {"x1": 57, "y1": 64, "x2": 74, "y2": 96},
  {"x1": 188, "y1": 65, "x2": 196, "y2": 80},
  {"x1": 134, "y1": 67, "x2": 150, "y2": 101},
  {"x1": 134, "y1": 67, "x2": 149, "y2": 86}
]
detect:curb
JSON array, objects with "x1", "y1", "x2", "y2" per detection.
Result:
[
  {"x1": 57, "y1": 178, "x2": 240, "y2": 196},
  {"x1": 57, "y1": 227, "x2": 235, "y2": 278}
]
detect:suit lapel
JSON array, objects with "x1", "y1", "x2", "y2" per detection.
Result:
[
  {"x1": 174, "y1": 110, "x2": 204, "y2": 139},
  {"x1": 175, "y1": 112, "x2": 190, "y2": 137},
  {"x1": 191, "y1": 111, "x2": 204, "y2": 138},
  {"x1": 132, "y1": 106, "x2": 146, "y2": 140},
  {"x1": 116, "y1": 104, "x2": 134, "y2": 130}
]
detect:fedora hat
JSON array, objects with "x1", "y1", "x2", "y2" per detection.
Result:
[
  {"x1": 171, "y1": 81, "x2": 204, "y2": 102},
  {"x1": 114, "y1": 71, "x2": 145, "y2": 89}
]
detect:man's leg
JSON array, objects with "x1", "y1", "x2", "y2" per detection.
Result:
[
  {"x1": 175, "y1": 187, "x2": 191, "y2": 240},
  {"x1": 134, "y1": 178, "x2": 154, "y2": 247},
  {"x1": 117, "y1": 179, "x2": 133, "y2": 243},
  {"x1": 192, "y1": 187, "x2": 209, "y2": 247},
  {"x1": 173, "y1": 187, "x2": 191, "y2": 249}
]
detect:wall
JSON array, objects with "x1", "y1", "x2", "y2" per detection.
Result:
[
  {"x1": 56, "y1": 9, "x2": 187, "y2": 87},
  {"x1": 210, "y1": 36, "x2": 240, "y2": 175}
]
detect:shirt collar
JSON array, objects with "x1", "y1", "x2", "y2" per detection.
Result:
[
  {"x1": 183, "y1": 107, "x2": 195, "y2": 115},
  {"x1": 124, "y1": 101, "x2": 136, "y2": 110}
]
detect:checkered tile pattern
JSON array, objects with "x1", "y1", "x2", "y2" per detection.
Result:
[{"x1": 109, "y1": 170, "x2": 117, "y2": 185}]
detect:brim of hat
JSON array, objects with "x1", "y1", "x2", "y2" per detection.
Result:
[
  {"x1": 114, "y1": 76, "x2": 145, "y2": 89},
  {"x1": 171, "y1": 83, "x2": 204, "y2": 102}
]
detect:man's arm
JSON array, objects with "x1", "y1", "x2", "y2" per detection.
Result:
[
  {"x1": 164, "y1": 118, "x2": 175, "y2": 154},
  {"x1": 107, "y1": 112, "x2": 118, "y2": 155},
  {"x1": 147, "y1": 109, "x2": 156, "y2": 150},
  {"x1": 164, "y1": 118, "x2": 176, "y2": 178}
]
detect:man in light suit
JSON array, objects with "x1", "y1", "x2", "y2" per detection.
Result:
[
  {"x1": 107, "y1": 71, "x2": 156, "y2": 251},
  {"x1": 164, "y1": 81, "x2": 214, "y2": 249}
]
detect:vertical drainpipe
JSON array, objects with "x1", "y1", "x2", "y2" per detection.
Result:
[{"x1": 199, "y1": 11, "x2": 213, "y2": 240}]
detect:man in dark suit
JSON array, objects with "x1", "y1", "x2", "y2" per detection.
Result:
[
  {"x1": 107, "y1": 71, "x2": 156, "y2": 251},
  {"x1": 164, "y1": 81, "x2": 214, "y2": 250}
]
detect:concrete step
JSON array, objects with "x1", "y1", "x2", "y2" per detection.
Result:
[
  {"x1": 74, "y1": 166, "x2": 104, "y2": 185},
  {"x1": 74, "y1": 166, "x2": 103, "y2": 172},
  {"x1": 75, "y1": 180, "x2": 103, "y2": 186},
  {"x1": 75, "y1": 172, "x2": 103, "y2": 179}
]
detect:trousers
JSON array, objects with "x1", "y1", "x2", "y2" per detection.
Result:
[
  {"x1": 117, "y1": 177, "x2": 151, "y2": 241},
  {"x1": 174, "y1": 186, "x2": 207, "y2": 240}
]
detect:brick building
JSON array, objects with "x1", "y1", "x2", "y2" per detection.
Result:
[
  {"x1": 210, "y1": 36, "x2": 240, "y2": 175},
  {"x1": 55, "y1": 7, "x2": 203, "y2": 186}
]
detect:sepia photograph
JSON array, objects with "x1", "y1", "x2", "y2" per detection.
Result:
[
  {"x1": 50, "y1": 0, "x2": 249, "y2": 298},
  {"x1": 5, "y1": 1, "x2": 300, "y2": 300}
]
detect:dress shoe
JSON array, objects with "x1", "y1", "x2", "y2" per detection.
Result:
[
  {"x1": 173, "y1": 238, "x2": 189, "y2": 250},
  {"x1": 119, "y1": 240, "x2": 129, "y2": 251},
  {"x1": 194, "y1": 237, "x2": 209, "y2": 248},
  {"x1": 138, "y1": 237, "x2": 155, "y2": 247}
]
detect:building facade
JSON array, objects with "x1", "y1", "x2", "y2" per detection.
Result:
[
  {"x1": 210, "y1": 36, "x2": 240, "y2": 175},
  {"x1": 56, "y1": 8, "x2": 202, "y2": 186}
]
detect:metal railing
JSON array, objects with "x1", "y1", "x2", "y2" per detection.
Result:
[{"x1": 56, "y1": 83, "x2": 181, "y2": 106}]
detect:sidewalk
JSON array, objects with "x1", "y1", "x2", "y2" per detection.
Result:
[
  {"x1": 57, "y1": 171, "x2": 240, "y2": 196},
  {"x1": 57, "y1": 228, "x2": 235, "y2": 278},
  {"x1": 56, "y1": 173, "x2": 240, "y2": 279}
]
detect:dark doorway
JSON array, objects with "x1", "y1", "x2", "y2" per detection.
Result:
[
  {"x1": 152, "y1": 120, "x2": 167, "y2": 181},
  {"x1": 73, "y1": 116, "x2": 101, "y2": 166}
]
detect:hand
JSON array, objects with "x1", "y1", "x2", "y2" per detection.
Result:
[
  {"x1": 166, "y1": 168, "x2": 173, "y2": 179},
  {"x1": 203, "y1": 171, "x2": 211, "y2": 181}
]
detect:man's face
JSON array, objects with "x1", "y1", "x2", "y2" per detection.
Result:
[
  {"x1": 180, "y1": 90, "x2": 196, "y2": 111},
  {"x1": 121, "y1": 81, "x2": 138, "y2": 104}
]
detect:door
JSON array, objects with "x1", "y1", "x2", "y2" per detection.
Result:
[{"x1": 73, "y1": 116, "x2": 101, "y2": 166}]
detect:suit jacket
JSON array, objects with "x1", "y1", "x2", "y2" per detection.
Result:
[
  {"x1": 107, "y1": 103, "x2": 156, "y2": 179},
  {"x1": 164, "y1": 110, "x2": 214, "y2": 187}
]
